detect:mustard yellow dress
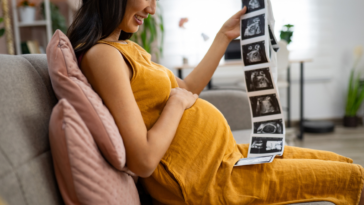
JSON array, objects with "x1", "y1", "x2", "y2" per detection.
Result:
[{"x1": 96, "y1": 40, "x2": 364, "y2": 205}]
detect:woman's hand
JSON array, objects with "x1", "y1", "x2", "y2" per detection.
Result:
[
  {"x1": 219, "y1": 6, "x2": 247, "y2": 42},
  {"x1": 169, "y1": 88, "x2": 199, "y2": 110}
]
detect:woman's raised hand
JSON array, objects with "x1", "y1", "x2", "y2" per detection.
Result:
[
  {"x1": 169, "y1": 88, "x2": 199, "y2": 110},
  {"x1": 219, "y1": 6, "x2": 247, "y2": 42}
]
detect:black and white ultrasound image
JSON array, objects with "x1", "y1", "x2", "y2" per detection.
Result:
[
  {"x1": 250, "y1": 94, "x2": 281, "y2": 117},
  {"x1": 242, "y1": 0, "x2": 265, "y2": 14},
  {"x1": 241, "y1": 14, "x2": 265, "y2": 40},
  {"x1": 250, "y1": 137, "x2": 283, "y2": 154},
  {"x1": 245, "y1": 68, "x2": 273, "y2": 92},
  {"x1": 254, "y1": 119, "x2": 283, "y2": 134},
  {"x1": 242, "y1": 41, "x2": 268, "y2": 66}
]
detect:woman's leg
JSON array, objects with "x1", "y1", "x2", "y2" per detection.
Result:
[
  {"x1": 237, "y1": 144, "x2": 352, "y2": 163},
  {"x1": 276, "y1": 145, "x2": 353, "y2": 162},
  {"x1": 225, "y1": 157, "x2": 364, "y2": 205}
]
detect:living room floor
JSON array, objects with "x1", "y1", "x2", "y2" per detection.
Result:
[{"x1": 293, "y1": 126, "x2": 364, "y2": 166}]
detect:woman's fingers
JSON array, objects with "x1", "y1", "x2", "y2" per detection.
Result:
[{"x1": 232, "y1": 6, "x2": 247, "y2": 19}]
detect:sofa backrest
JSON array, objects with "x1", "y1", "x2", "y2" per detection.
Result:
[
  {"x1": 0, "y1": 54, "x2": 63, "y2": 205},
  {"x1": 0, "y1": 53, "x2": 251, "y2": 205}
]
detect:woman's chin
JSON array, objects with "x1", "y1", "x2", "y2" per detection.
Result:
[
  {"x1": 133, "y1": 26, "x2": 140, "y2": 33},
  {"x1": 124, "y1": 26, "x2": 139, "y2": 34}
]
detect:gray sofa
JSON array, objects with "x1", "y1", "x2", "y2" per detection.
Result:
[{"x1": 0, "y1": 54, "x2": 333, "y2": 205}]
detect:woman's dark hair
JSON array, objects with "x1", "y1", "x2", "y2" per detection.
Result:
[{"x1": 67, "y1": 0, "x2": 133, "y2": 58}]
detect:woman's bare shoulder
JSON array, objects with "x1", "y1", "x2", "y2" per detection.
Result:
[
  {"x1": 80, "y1": 43, "x2": 132, "y2": 89},
  {"x1": 83, "y1": 43, "x2": 125, "y2": 67},
  {"x1": 81, "y1": 43, "x2": 131, "y2": 78}
]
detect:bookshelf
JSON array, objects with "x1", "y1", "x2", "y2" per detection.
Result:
[{"x1": 11, "y1": 0, "x2": 52, "y2": 55}]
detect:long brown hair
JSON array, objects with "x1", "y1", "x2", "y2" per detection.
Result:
[{"x1": 67, "y1": 0, "x2": 133, "y2": 58}]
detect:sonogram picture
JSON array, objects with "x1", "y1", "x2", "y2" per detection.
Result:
[
  {"x1": 250, "y1": 94, "x2": 281, "y2": 117},
  {"x1": 242, "y1": 41, "x2": 268, "y2": 66},
  {"x1": 242, "y1": 0, "x2": 265, "y2": 14},
  {"x1": 241, "y1": 14, "x2": 265, "y2": 40},
  {"x1": 250, "y1": 137, "x2": 283, "y2": 154},
  {"x1": 245, "y1": 68, "x2": 273, "y2": 92},
  {"x1": 254, "y1": 119, "x2": 283, "y2": 134},
  {"x1": 237, "y1": 0, "x2": 285, "y2": 163}
]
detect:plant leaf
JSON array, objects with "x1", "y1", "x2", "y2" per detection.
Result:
[
  {"x1": 159, "y1": 14, "x2": 164, "y2": 57},
  {"x1": 349, "y1": 72, "x2": 361, "y2": 115},
  {"x1": 345, "y1": 70, "x2": 355, "y2": 115},
  {"x1": 141, "y1": 31, "x2": 147, "y2": 51},
  {"x1": 148, "y1": 19, "x2": 156, "y2": 45},
  {"x1": 0, "y1": 17, "x2": 3, "y2": 23},
  {"x1": 351, "y1": 84, "x2": 364, "y2": 115},
  {"x1": 0, "y1": 28, "x2": 5, "y2": 37},
  {"x1": 133, "y1": 3, "x2": 165, "y2": 61}
]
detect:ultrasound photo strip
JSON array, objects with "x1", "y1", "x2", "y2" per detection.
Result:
[{"x1": 239, "y1": 0, "x2": 285, "y2": 161}]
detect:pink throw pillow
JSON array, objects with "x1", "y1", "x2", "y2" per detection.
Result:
[
  {"x1": 49, "y1": 99, "x2": 140, "y2": 205},
  {"x1": 46, "y1": 30, "x2": 126, "y2": 171}
]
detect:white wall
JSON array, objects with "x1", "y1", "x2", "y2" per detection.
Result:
[
  {"x1": 271, "y1": 0, "x2": 364, "y2": 120},
  {"x1": 159, "y1": 0, "x2": 241, "y2": 67},
  {"x1": 159, "y1": 0, "x2": 364, "y2": 121}
]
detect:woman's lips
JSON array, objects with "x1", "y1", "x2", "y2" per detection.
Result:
[{"x1": 134, "y1": 15, "x2": 143, "y2": 25}]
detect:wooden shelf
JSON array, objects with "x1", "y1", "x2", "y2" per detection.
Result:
[
  {"x1": 12, "y1": 0, "x2": 52, "y2": 54},
  {"x1": 18, "y1": 20, "x2": 48, "y2": 27}
]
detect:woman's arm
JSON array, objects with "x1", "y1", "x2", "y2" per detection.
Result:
[
  {"x1": 81, "y1": 44, "x2": 198, "y2": 178},
  {"x1": 176, "y1": 7, "x2": 247, "y2": 95}
]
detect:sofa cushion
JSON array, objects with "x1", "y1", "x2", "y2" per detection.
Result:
[
  {"x1": 49, "y1": 99, "x2": 140, "y2": 205},
  {"x1": 200, "y1": 90, "x2": 252, "y2": 131},
  {"x1": 46, "y1": 30, "x2": 127, "y2": 171},
  {"x1": 0, "y1": 54, "x2": 63, "y2": 205}
]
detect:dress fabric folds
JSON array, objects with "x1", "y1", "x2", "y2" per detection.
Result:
[{"x1": 96, "y1": 40, "x2": 364, "y2": 205}]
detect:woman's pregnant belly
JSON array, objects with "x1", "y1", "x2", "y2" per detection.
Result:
[{"x1": 159, "y1": 98, "x2": 239, "y2": 201}]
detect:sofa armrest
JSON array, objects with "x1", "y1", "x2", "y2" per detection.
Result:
[{"x1": 199, "y1": 90, "x2": 252, "y2": 131}]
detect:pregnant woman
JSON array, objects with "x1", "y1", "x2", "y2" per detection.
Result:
[{"x1": 68, "y1": 0, "x2": 364, "y2": 204}]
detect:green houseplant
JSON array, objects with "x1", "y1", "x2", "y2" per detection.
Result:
[
  {"x1": 280, "y1": 24, "x2": 294, "y2": 44},
  {"x1": 344, "y1": 46, "x2": 364, "y2": 127},
  {"x1": 0, "y1": 17, "x2": 5, "y2": 38},
  {"x1": 40, "y1": 2, "x2": 67, "y2": 34},
  {"x1": 130, "y1": 3, "x2": 164, "y2": 63}
]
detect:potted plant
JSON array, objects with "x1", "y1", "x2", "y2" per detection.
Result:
[
  {"x1": 0, "y1": 17, "x2": 5, "y2": 38},
  {"x1": 344, "y1": 46, "x2": 364, "y2": 127},
  {"x1": 280, "y1": 24, "x2": 294, "y2": 44},
  {"x1": 130, "y1": 3, "x2": 164, "y2": 63},
  {"x1": 17, "y1": 0, "x2": 36, "y2": 23}
]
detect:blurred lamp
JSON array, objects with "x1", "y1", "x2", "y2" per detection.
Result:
[{"x1": 201, "y1": 33, "x2": 209, "y2": 42}]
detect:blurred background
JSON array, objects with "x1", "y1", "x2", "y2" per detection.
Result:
[{"x1": 0, "y1": 0, "x2": 363, "y2": 164}]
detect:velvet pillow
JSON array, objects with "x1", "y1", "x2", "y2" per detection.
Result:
[
  {"x1": 49, "y1": 99, "x2": 140, "y2": 205},
  {"x1": 46, "y1": 30, "x2": 127, "y2": 171}
]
